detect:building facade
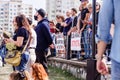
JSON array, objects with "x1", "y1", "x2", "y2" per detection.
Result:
[
  {"x1": 0, "y1": 0, "x2": 33, "y2": 34},
  {"x1": 46, "y1": 0, "x2": 80, "y2": 20}
]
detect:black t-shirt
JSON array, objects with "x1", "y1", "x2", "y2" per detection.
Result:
[
  {"x1": 72, "y1": 16, "x2": 78, "y2": 27},
  {"x1": 13, "y1": 27, "x2": 29, "y2": 51},
  {"x1": 56, "y1": 23, "x2": 63, "y2": 33},
  {"x1": 80, "y1": 8, "x2": 89, "y2": 29}
]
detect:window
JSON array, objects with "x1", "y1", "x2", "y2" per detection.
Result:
[
  {"x1": 52, "y1": 10, "x2": 55, "y2": 13},
  {"x1": 29, "y1": 7, "x2": 32, "y2": 10},
  {"x1": 59, "y1": 10, "x2": 61, "y2": 12},
  {"x1": 51, "y1": 15, "x2": 55, "y2": 17},
  {"x1": 18, "y1": 5, "x2": 21, "y2": 7},
  {"x1": 0, "y1": 12, "x2": 3, "y2": 14},
  {"x1": 14, "y1": 5, "x2": 16, "y2": 7},
  {"x1": 1, "y1": 9, "x2": 3, "y2": 11}
]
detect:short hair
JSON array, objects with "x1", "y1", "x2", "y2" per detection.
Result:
[
  {"x1": 49, "y1": 20, "x2": 55, "y2": 25},
  {"x1": 71, "y1": 8, "x2": 77, "y2": 13}
]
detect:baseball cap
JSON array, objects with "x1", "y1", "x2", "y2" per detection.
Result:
[
  {"x1": 35, "y1": 8, "x2": 46, "y2": 18},
  {"x1": 80, "y1": 0, "x2": 88, "y2": 2}
]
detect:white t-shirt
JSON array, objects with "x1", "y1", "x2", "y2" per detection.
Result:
[
  {"x1": 0, "y1": 56, "x2": 2, "y2": 67},
  {"x1": 29, "y1": 28, "x2": 37, "y2": 48}
]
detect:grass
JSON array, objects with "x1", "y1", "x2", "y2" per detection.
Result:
[{"x1": 48, "y1": 66, "x2": 83, "y2": 80}]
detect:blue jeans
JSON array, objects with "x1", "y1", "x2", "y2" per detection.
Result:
[
  {"x1": 0, "y1": 45, "x2": 6, "y2": 64},
  {"x1": 82, "y1": 30, "x2": 92, "y2": 58},
  {"x1": 111, "y1": 60, "x2": 120, "y2": 80},
  {"x1": 15, "y1": 51, "x2": 29, "y2": 71}
]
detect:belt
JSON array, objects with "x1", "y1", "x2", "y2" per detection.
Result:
[{"x1": 28, "y1": 47, "x2": 36, "y2": 49}]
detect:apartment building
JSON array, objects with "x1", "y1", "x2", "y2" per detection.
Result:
[
  {"x1": 0, "y1": 0, "x2": 33, "y2": 34},
  {"x1": 46, "y1": 0, "x2": 80, "y2": 20}
]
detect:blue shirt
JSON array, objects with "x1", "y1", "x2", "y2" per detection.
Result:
[
  {"x1": 97, "y1": 0, "x2": 120, "y2": 63},
  {"x1": 63, "y1": 17, "x2": 72, "y2": 35}
]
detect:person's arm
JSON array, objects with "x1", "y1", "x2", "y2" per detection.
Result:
[
  {"x1": 96, "y1": 0, "x2": 114, "y2": 75},
  {"x1": 80, "y1": 13, "x2": 90, "y2": 32},
  {"x1": 63, "y1": 18, "x2": 72, "y2": 27},
  {"x1": 96, "y1": 41, "x2": 107, "y2": 59},
  {"x1": 67, "y1": 27, "x2": 77, "y2": 35},
  {"x1": 5, "y1": 37, "x2": 24, "y2": 47},
  {"x1": 67, "y1": 16, "x2": 79, "y2": 35},
  {"x1": 5, "y1": 28, "x2": 25, "y2": 47},
  {"x1": 96, "y1": 40, "x2": 108, "y2": 75},
  {"x1": 42, "y1": 23, "x2": 54, "y2": 48},
  {"x1": 76, "y1": 16, "x2": 81, "y2": 31}
]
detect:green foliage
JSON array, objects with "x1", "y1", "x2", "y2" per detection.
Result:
[{"x1": 48, "y1": 66, "x2": 84, "y2": 80}]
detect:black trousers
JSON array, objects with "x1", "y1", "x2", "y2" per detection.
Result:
[{"x1": 35, "y1": 50, "x2": 48, "y2": 73}]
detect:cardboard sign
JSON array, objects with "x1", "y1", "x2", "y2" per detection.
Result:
[
  {"x1": 71, "y1": 32, "x2": 81, "y2": 51},
  {"x1": 55, "y1": 33, "x2": 65, "y2": 51}
]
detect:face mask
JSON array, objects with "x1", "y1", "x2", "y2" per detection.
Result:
[{"x1": 34, "y1": 15, "x2": 38, "y2": 20}]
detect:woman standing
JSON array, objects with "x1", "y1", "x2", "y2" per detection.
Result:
[
  {"x1": 26, "y1": 18, "x2": 37, "y2": 76},
  {"x1": 5, "y1": 14, "x2": 31, "y2": 71}
]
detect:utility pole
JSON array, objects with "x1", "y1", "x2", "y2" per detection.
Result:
[{"x1": 86, "y1": 0, "x2": 101, "y2": 80}]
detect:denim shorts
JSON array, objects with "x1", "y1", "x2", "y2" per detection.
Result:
[
  {"x1": 111, "y1": 60, "x2": 120, "y2": 80},
  {"x1": 15, "y1": 51, "x2": 29, "y2": 71}
]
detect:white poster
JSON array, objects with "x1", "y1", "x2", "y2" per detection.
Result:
[
  {"x1": 55, "y1": 33, "x2": 65, "y2": 51},
  {"x1": 71, "y1": 32, "x2": 81, "y2": 51}
]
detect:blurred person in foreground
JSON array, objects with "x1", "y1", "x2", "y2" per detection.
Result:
[
  {"x1": 96, "y1": 0, "x2": 120, "y2": 80},
  {"x1": 9, "y1": 71, "x2": 31, "y2": 80}
]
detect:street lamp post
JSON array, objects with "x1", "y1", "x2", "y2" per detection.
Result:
[{"x1": 86, "y1": 0, "x2": 101, "y2": 80}]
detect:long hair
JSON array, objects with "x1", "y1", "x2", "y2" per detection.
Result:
[{"x1": 15, "y1": 14, "x2": 32, "y2": 37}]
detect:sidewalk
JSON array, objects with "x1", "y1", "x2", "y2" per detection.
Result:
[{"x1": 0, "y1": 64, "x2": 13, "y2": 80}]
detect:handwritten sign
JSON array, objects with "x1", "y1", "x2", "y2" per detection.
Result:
[
  {"x1": 55, "y1": 33, "x2": 65, "y2": 51},
  {"x1": 71, "y1": 32, "x2": 81, "y2": 51}
]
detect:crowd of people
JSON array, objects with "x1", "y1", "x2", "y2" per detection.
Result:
[
  {"x1": 0, "y1": 8, "x2": 51, "y2": 80},
  {"x1": 0, "y1": 0, "x2": 115, "y2": 80},
  {"x1": 48, "y1": 0, "x2": 101, "y2": 60}
]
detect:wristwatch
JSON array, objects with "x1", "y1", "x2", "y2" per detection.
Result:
[{"x1": 95, "y1": 54, "x2": 103, "y2": 61}]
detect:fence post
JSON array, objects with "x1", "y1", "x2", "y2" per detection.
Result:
[
  {"x1": 66, "y1": 35, "x2": 71, "y2": 60},
  {"x1": 86, "y1": 0, "x2": 101, "y2": 80}
]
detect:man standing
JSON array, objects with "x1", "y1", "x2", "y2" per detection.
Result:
[
  {"x1": 63, "y1": 10, "x2": 72, "y2": 36},
  {"x1": 79, "y1": 0, "x2": 89, "y2": 60},
  {"x1": 96, "y1": 0, "x2": 120, "y2": 80},
  {"x1": 67, "y1": 8, "x2": 78, "y2": 35},
  {"x1": 34, "y1": 8, "x2": 53, "y2": 73}
]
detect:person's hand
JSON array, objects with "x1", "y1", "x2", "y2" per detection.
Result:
[
  {"x1": 67, "y1": 31, "x2": 71, "y2": 36},
  {"x1": 49, "y1": 44, "x2": 54, "y2": 49},
  {"x1": 61, "y1": 22, "x2": 65, "y2": 26},
  {"x1": 88, "y1": 21, "x2": 92, "y2": 25},
  {"x1": 96, "y1": 59, "x2": 109, "y2": 75},
  {"x1": 77, "y1": 29, "x2": 80, "y2": 33},
  {"x1": 4, "y1": 38, "x2": 13, "y2": 44}
]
